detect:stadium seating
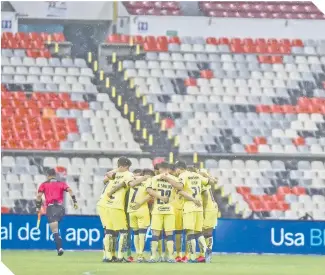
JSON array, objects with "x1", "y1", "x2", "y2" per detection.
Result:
[
  {"x1": 1, "y1": 155, "x2": 153, "y2": 215},
  {"x1": 123, "y1": 1, "x2": 181, "y2": 16},
  {"x1": 1, "y1": 32, "x2": 141, "y2": 152},
  {"x1": 2, "y1": 155, "x2": 325, "y2": 219},
  {"x1": 109, "y1": 34, "x2": 325, "y2": 155},
  {"x1": 2, "y1": 29, "x2": 325, "y2": 221},
  {"x1": 199, "y1": 1, "x2": 324, "y2": 19},
  {"x1": 207, "y1": 159, "x2": 325, "y2": 220},
  {"x1": 123, "y1": 1, "x2": 324, "y2": 19}
]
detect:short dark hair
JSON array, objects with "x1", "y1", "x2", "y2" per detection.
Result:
[
  {"x1": 133, "y1": 169, "x2": 142, "y2": 175},
  {"x1": 46, "y1": 168, "x2": 56, "y2": 177},
  {"x1": 142, "y1": 169, "x2": 155, "y2": 177},
  {"x1": 175, "y1": 160, "x2": 187, "y2": 169},
  {"x1": 159, "y1": 161, "x2": 170, "y2": 170},
  {"x1": 187, "y1": 165, "x2": 197, "y2": 172},
  {"x1": 117, "y1": 157, "x2": 132, "y2": 168},
  {"x1": 154, "y1": 163, "x2": 160, "y2": 171}
]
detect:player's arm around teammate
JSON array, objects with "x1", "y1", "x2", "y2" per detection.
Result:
[{"x1": 128, "y1": 169, "x2": 155, "y2": 262}]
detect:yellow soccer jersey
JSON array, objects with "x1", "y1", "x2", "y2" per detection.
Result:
[
  {"x1": 101, "y1": 171, "x2": 133, "y2": 210},
  {"x1": 146, "y1": 174, "x2": 177, "y2": 215},
  {"x1": 172, "y1": 191, "x2": 184, "y2": 210},
  {"x1": 179, "y1": 171, "x2": 209, "y2": 213},
  {"x1": 202, "y1": 184, "x2": 218, "y2": 211},
  {"x1": 127, "y1": 178, "x2": 150, "y2": 213}
]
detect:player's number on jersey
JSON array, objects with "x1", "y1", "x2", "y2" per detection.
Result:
[
  {"x1": 130, "y1": 188, "x2": 139, "y2": 203},
  {"x1": 157, "y1": 189, "x2": 171, "y2": 204},
  {"x1": 101, "y1": 183, "x2": 115, "y2": 199},
  {"x1": 191, "y1": 186, "x2": 201, "y2": 198}
]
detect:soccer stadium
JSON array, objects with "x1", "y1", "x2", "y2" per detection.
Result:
[{"x1": 1, "y1": 1, "x2": 325, "y2": 274}]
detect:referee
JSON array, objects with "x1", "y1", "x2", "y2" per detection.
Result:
[{"x1": 36, "y1": 168, "x2": 78, "y2": 256}]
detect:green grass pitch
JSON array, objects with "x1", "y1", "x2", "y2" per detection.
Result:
[{"x1": 1, "y1": 251, "x2": 324, "y2": 275}]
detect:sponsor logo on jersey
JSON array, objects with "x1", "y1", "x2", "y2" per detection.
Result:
[{"x1": 158, "y1": 206, "x2": 170, "y2": 212}]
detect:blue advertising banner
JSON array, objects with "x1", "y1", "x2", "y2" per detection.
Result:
[{"x1": 1, "y1": 214, "x2": 325, "y2": 255}]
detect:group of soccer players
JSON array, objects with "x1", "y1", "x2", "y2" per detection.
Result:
[{"x1": 96, "y1": 157, "x2": 219, "y2": 263}]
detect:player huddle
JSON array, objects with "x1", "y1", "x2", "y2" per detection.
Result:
[{"x1": 96, "y1": 157, "x2": 219, "y2": 263}]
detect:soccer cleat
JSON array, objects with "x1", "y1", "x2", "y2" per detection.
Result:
[
  {"x1": 137, "y1": 257, "x2": 145, "y2": 263},
  {"x1": 102, "y1": 258, "x2": 110, "y2": 263},
  {"x1": 147, "y1": 258, "x2": 157, "y2": 263},
  {"x1": 197, "y1": 256, "x2": 206, "y2": 263},
  {"x1": 116, "y1": 258, "x2": 132, "y2": 263},
  {"x1": 167, "y1": 258, "x2": 176, "y2": 263},
  {"x1": 57, "y1": 248, "x2": 64, "y2": 256},
  {"x1": 205, "y1": 248, "x2": 212, "y2": 263},
  {"x1": 112, "y1": 256, "x2": 118, "y2": 262},
  {"x1": 181, "y1": 256, "x2": 189, "y2": 263},
  {"x1": 157, "y1": 256, "x2": 163, "y2": 263},
  {"x1": 188, "y1": 259, "x2": 198, "y2": 263},
  {"x1": 127, "y1": 256, "x2": 134, "y2": 262},
  {"x1": 175, "y1": 256, "x2": 182, "y2": 263}
]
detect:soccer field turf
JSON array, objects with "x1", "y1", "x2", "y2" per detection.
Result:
[{"x1": 1, "y1": 251, "x2": 324, "y2": 275}]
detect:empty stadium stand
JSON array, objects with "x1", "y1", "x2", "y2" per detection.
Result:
[
  {"x1": 2, "y1": 6, "x2": 325, "y2": 221},
  {"x1": 199, "y1": 1, "x2": 324, "y2": 19}
]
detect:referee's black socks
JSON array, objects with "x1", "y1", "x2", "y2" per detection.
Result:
[{"x1": 53, "y1": 232, "x2": 62, "y2": 251}]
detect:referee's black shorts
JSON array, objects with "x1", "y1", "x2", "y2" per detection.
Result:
[{"x1": 46, "y1": 204, "x2": 65, "y2": 223}]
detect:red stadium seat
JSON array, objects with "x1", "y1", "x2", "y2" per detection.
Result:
[
  {"x1": 184, "y1": 78, "x2": 197, "y2": 87},
  {"x1": 277, "y1": 201, "x2": 289, "y2": 211},
  {"x1": 277, "y1": 186, "x2": 291, "y2": 195},
  {"x1": 236, "y1": 187, "x2": 250, "y2": 195},
  {"x1": 7, "y1": 39, "x2": 19, "y2": 49},
  {"x1": 268, "y1": 44, "x2": 282, "y2": 54},
  {"x1": 200, "y1": 70, "x2": 214, "y2": 79},
  {"x1": 20, "y1": 140, "x2": 34, "y2": 149},
  {"x1": 270, "y1": 105, "x2": 284, "y2": 113},
  {"x1": 157, "y1": 43, "x2": 168, "y2": 52},
  {"x1": 76, "y1": 101, "x2": 89, "y2": 109},
  {"x1": 133, "y1": 35, "x2": 145, "y2": 44},
  {"x1": 145, "y1": 36, "x2": 156, "y2": 44},
  {"x1": 53, "y1": 33, "x2": 65, "y2": 42},
  {"x1": 27, "y1": 50, "x2": 40, "y2": 58},
  {"x1": 1, "y1": 39, "x2": 9, "y2": 48},
  {"x1": 254, "y1": 137, "x2": 267, "y2": 145},
  {"x1": 243, "y1": 44, "x2": 256, "y2": 53},
  {"x1": 282, "y1": 105, "x2": 296, "y2": 113},
  {"x1": 292, "y1": 39, "x2": 303, "y2": 47},
  {"x1": 267, "y1": 38, "x2": 279, "y2": 45},
  {"x1": 15, "y1": 32, "x2": 28, "y2": 41},
  {"x1": 33, "y1": 140, "x2": 47, "y2": 150},
  {"x1": 279, "y1": 38, "x2": 291, "y2": 46},
  {"x1": 255, "y1": 38, "x2": 267, "y2": 45},
  {"x1": 219, "y1": 37, "x2": 230, "y2": 44},
  {"x1": 168, "y1": 36, "x2": 181, "y2": 44},
  {"x1": 293, "y1": 137, "x2": 305, "y2": 146},
  {"x1": 120, "y1": 34, "x2": 130, "y2": 44},
  {"x1": 230, "y1": 38, "x2": 241, "y2": 45},
  {"x1": 230, "y1": 44, "x2": 244, "y2": 53},
  {"x1": 245, "y1": 144, "x2": 258, "y2": 153},
  {"x1": 256, "y1": 105, "x2": 271, "y2": 113},
  {"x1": 250, "y1": 201, "x2": 264, "y2": 212},
  {"x1": 291, "y1": 186, "x2": 306, "y2": 196},
  {"x1": 271, "y1": 56, "x2": 283, "y2": 63},
  {"x1": 206, "y1": 37, "x2": 218, "y2": 45},
  {"x1": 143, "y1": 42, "x2": 157, "y2": 51},
  {"x1": 257, "y1": 55, "x2": 272, "y2": 63},
  {"x1": 2, "y1": 32, "x2": 14, "y2": 41},
  {"x1": 107, "y1": 34, "x2": 122, "y2": 43},
  {"x1": 157, "y1": 36, "x2": 168, "y2": 45},
  {"x1": 280, "y1": 45, "x2": 291, "y2": 54},
  {"x1": 29, "y1": 32, "x2": 41, "y2": 41}
]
